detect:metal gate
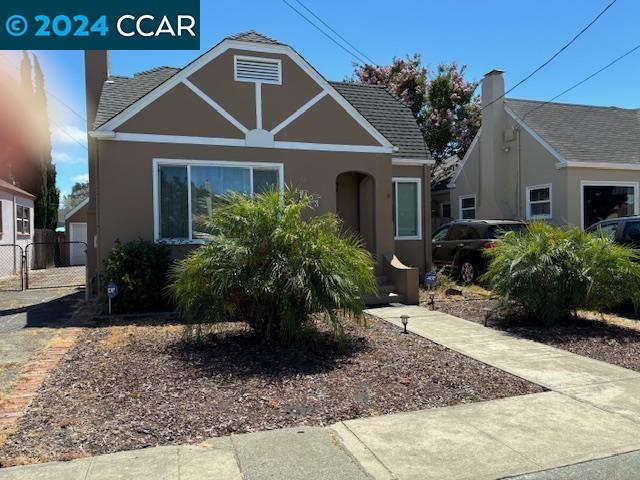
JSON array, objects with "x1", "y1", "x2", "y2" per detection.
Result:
[
  {"x1": 25, "y1": 242, "x2": 87, "y2": 290},
  {"x1": 0, "y1": 244, "x2": 24, "y2": 291}
]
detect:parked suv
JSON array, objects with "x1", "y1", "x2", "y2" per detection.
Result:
[
  {"x1": 432, "y1": 220, "x2": 526, "y2": 283},
  {"x1": 585, "y1": 216, "x2": 640, "y2": 249}
]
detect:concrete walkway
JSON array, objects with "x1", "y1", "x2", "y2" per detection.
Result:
[{"x1": 3, "y1": 305, "x2": 640, "y2": 479}]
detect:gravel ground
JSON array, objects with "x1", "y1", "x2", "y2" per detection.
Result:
[
  {"x1": 0, "y1": 316, "x2": 542, "y2": 466},
  {"x1": 435, "y1": 296, "x2": 640, "y2": 372}
]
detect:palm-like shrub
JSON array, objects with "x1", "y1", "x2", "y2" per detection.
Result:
[
  {"x1": 482, "y1": 221, "x2": 640, "y2": 324},
  {"x1": 169, "y1": 190, "x2": 376, "y2": 343}
]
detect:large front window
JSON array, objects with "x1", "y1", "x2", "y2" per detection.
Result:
[
  {"x1": 582, "y1": 182, "x2": 638, "y2": 230},
  {"x1": 392, "y1": 178, "x2": 421, "y2": 240},
  {"x1": 156, "y1": 161, "x2": 283, "y2": 241}
]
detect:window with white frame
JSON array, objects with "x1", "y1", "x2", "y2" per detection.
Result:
[
  {"x1": 156, "y1": 161, "x2": 283, "y2": 241},
  {"x1": 16, "y1": 205, "x2": 30, "y2": 235},
  {"x1": 392, "y1": 178, "x2": 421, "y2": 239},
  {"x1": 527, "y1": 184, "x2": 552, "y2": 219},
  {"x1": 459, "y1": 195, "x2": 476, "y2": 219}
]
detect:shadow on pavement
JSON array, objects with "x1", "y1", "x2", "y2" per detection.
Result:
[{"x1": 0, "y1": 289, "x2": 86, "y2": 329}]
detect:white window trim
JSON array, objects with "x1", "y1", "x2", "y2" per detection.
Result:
[
  {"x1": 392, "y1": 177, "x2": 422, "y2": 241},
  {"x1": 15, "y1": 204, "x2": 30, "y2": 236},
  {"x1": 580, "y1": 180, "x2": 639, "y2": 230},
  {"x1": 458, "y1": 194, "x2": 476, "y2": 220},
  {"x1": 152, "y1": 159, "x2": 284, "y2": 242},
  {"x1": 234, "y1": 55, "x2": 282, "y2": 85},
  {"x1": 526, "y1": 183, "x2": 553, "y2": 220}
]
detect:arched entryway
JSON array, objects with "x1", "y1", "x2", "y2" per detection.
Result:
[{"x1": 335, "y1": 172, "x2": 376, "y2": 253}]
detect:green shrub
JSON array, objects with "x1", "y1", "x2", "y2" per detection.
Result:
[
  {"x1": 169, "y1": 189, "x2": 376, "y2": 344},
  {"x1": 482, "y1": 221, "x2": 640, "y2": 324},
  {"x1": 103, "y1": 239, "x2": 172, "y2": 313}
]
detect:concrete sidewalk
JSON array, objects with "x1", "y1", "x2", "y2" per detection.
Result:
[{"x1": 3, "y1": 305, "x2": 640, "y2": 479}]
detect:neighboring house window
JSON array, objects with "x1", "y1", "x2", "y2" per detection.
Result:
[
  {"x1": 526, "y1": 184, "x2": 552, "y2": 220},
  {"x1": 582, "y1": 181, "x2": 639, "y2": 230},
  {"x1": 156, "y1": 161, "x2": 283, "y2": 241},
  {"x1": 459, "y1": 195, "x2": 476, "y2": 220},
  {"x1": 441, "y1": 203, "x2": 451, "y2": 218},
  {"x1": 16, "y1": 205, "x2": 30, "y2": 235},
  {"x1": 392, "y1": 178, "x2": 421, "y2": 240}
]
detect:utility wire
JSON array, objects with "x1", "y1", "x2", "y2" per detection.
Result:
[
  {"x1": 520, "y1": 41, "x2": 640, "y2": 121},
  {"x1": 291, "y1": 0, "x2": 376, "y2": 65},
  {"x1": 280, "y1": 0, "x2": 368, "y2": 64},
  {"x1": 482, "y1": 0, "x2": 618, "y2": 111}
]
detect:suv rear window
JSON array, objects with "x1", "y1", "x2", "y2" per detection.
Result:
[{"x1": 488, "y1": 224, "x2": 524, "y2": 239}]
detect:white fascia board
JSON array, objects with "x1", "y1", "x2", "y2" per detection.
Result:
[
  {"x1": 447, "y1": 128, "x2": 480, "y2": 188},
  {"x1": 392, "y1": 158, "x2": 435, "y2": 166},
  {"x1": 64, "y1": 197, "x2": 89, "y2": 221},
  {"x1": 96, "y1": 39, "x2": 393, "y2": 149},
  {"x1": 556, "y1": 161, "x2": 640, "y2": 171},
  {"x1": 504, "y1": 106, "x2": 568, "y2": 165}
]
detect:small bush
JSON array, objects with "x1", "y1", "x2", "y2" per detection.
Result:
[
  {"x1": 169, "y1": 189, "x2": 376, "y2": 344},
  {"x1": 103, "y1": 239, "x2": 172, "y2": 313},
  {"x1": 482, "y1": 221, "x2": 640, "y2": 324}
]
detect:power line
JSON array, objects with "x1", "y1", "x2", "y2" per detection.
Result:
[
  {"x1": 280, "y1": 0, "x2": 368, "y2": 64},
  {"x1": 520, "y1": 41, "x2": 640, "y2": 121},
  {"x1": 291, "y1": 0, "x2": 376, "y2": 64},
  {"x1": 482, "y1": 0, "x2": 618, "y2": 111}
]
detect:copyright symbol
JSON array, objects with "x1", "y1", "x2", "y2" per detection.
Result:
[{"x1": 6, "y1": 15, "x2": 28, "y2": 37}]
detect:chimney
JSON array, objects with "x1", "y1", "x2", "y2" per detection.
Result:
[
  {"x1": 478, "y1": 69, "x2": 512, "y2": 218},
  {"x1": 84, "y1": 51, "x2": 109, "y2": 131}
]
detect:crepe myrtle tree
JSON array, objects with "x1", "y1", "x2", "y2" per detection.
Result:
[{"x1": 354, "y1": 58, "x2": 480, "y2": 164}]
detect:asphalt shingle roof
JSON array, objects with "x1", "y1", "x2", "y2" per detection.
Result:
[
  {"x1": 331, "y1": 81, "x2": 429, "y2": 160},
  {"x1": 226, "y1": 30, "x2": 283, "y2": 45},
  {"x1": 506, "y1": 98, "x2": 640, "y2": 164}
]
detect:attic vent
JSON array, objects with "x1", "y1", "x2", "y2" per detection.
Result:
[{"x1": 234, "y1": 56, "x2": 282, "y2": 85}]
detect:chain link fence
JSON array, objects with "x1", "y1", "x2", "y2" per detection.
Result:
[
  {"x1": 25, "y1": 242, "x2": 86, "y2": 290},
  {"x1": 0, "y1": 244, "x2": 24, "y2": 291}
]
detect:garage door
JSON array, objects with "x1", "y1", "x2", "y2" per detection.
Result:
[{"x1": 69, "y1": 222, "x2": 87, "y2": 266}]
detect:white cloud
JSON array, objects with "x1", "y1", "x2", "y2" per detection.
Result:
[
  {"x1": 71, "y1": 173, "x2": 89, "y2": 183},
  {"x1": 51, "y1": 125, "x2": 87, "y2": 146},
  {"x1": 52, "y1": 151, "x2": 86, "y2": 165}
]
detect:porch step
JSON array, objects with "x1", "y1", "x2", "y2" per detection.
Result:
[{"x1": 363, "y1": 292, "x2": 405, "y2": 306}]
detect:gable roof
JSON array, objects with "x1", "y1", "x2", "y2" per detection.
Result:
[
  {"x1": 331, "y1": 82, "x2": 429, "y2": 161},
  {"x1": 91, "y1": 32, "x2": 428, "y2": 160},
  {"x1": 0, "y1": 178, "x2": 35, "y2": 199},
  {"x1": 431, "y1": 155, "x2": 460, "y2": 190},
  {"x1": 64, "y1": 197, "x2": 89, "y2": 221},
  {"x1": 506, "y1": 98, "x2": 640, "y2": 165}
]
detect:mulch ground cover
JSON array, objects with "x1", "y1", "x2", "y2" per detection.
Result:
[
  {"x1": 0, "y1": 315, "x2": 541, "y2": 466},
  {"x1": 434, "y1": 296, "x2": 640, "y2": 372}
]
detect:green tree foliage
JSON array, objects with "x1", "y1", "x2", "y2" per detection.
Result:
[
  {"x1": 103, "y1": 239, "x2": 171, "y2": 313},
  {"x1": 62, "y1": 181, "x2": 89, "y2": 211},
  {"x1": 169, "y1": 190, "x2": 377, "y2": 344},
  {"x1": 32, "y1": 54, "x2": 59, "y2": 230},
  {"x1": 482, "y1": 222, "x2": 640, "y2": 324},
  {"x1": 353, "y1": 58, "x2": 480, "y2": 163}
]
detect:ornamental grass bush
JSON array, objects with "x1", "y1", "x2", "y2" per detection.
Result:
[
  {"x1": 482, "y1": 221, "x2": 640, "y2": 325},
  {"x1": 169, "y1": 190, "x2": 376, "y2": 344}
]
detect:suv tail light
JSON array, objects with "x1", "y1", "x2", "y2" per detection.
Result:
[{"x1": 483, "y1": 241, "x2": 496, "y2": 249}]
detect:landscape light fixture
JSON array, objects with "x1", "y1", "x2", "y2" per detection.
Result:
[{"x1": 401, "y1": 315, "x2": 409, "y2": 334}]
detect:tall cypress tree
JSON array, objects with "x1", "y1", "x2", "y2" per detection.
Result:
[{"x1": 33, "y1": 54, "x2": 59, "y2": 230}]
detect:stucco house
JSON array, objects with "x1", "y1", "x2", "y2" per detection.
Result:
[
  {"x1": 443, "y1": 69, "x2": 640, "y2": 230},
  {"x1": 0, "y1": 178, "x2": 34, "y2": 279},
  {"x1": 84, "y1": 31, "x2": 433, "y2": 304}
]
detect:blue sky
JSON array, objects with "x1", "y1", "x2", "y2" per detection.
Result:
[{"x1": 1, "y1": 0, "x2": 638, "y2": 199}]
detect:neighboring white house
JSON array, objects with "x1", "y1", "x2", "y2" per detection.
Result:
[
  {"x1": 64, "y1": 197, "x2": 88, "y2": 266},
  {"x1": 0, "y1": 178, "x2": 35, "y2": 278},
  {"x1": 444, "y1": 69, "x2": 640, "y2": 230}
]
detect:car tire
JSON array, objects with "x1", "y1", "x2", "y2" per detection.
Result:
[{"x1": 459, "y1": 260, "x2": 477, "y2": 284}]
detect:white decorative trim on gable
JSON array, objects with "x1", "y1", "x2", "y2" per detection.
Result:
[
  {"x1": 182, "y1": 79, "x2": 248, "y2": 134},
  {"x1": 271, "y1": 91, "x2": 327, "y2": 135},
  {"x1": 64, "y1": 197, "x2": 89, "y2": 221},
  {"x1": 89, "y1": 131, "x2": 393, "y2": 154},
  {"x1": 96, "y1": 38, "x2": 393, "y2": 150}
]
